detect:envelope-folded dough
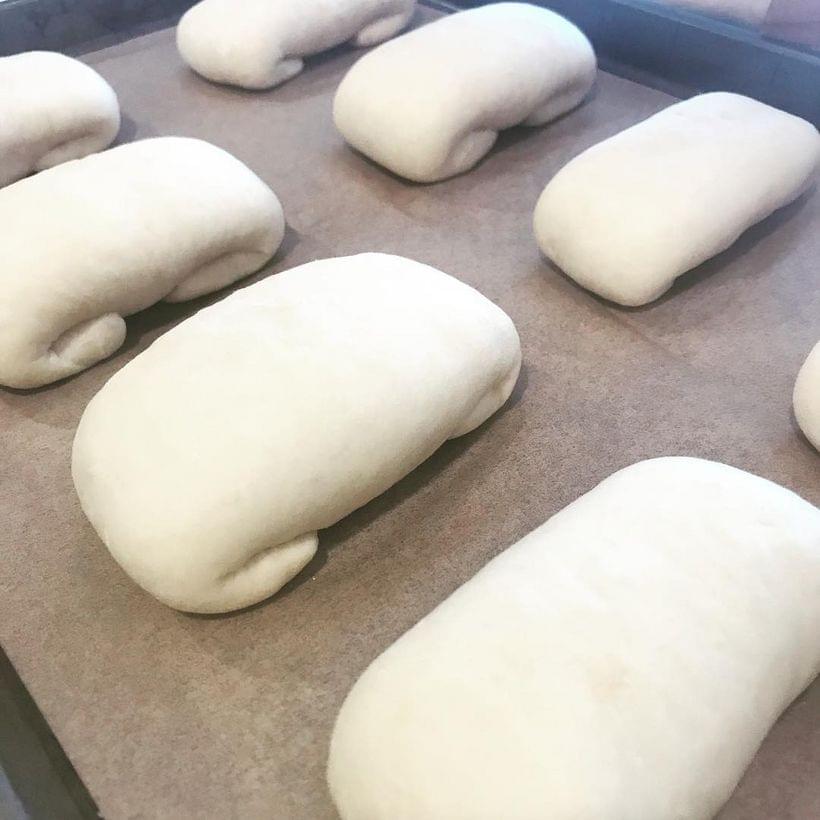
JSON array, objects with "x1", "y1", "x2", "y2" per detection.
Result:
[
  {"x1": 0, "y1": 137, "x2": 283, "y2": 389},
  {"x1": 177, "y1": 0, "x2": 416, "y2": 90},
  {"x1": 0, "y1": 51, "x2": 120, "y2": 188},
  {"x1": 333, "y1": 3, "x2": 596, "y2": 182},
  {"x1": 328, "y1": 457, "x2": 820, "y2": 820},
  {"x1": 794, "y1": 341, "x2": 820, "y2": 451},
  {"x1": 72, "y1": 253, "x2": 522, "y2": 614},
  {"x1": 534, "y1": 92, "x2": 820, "y2": 306}
]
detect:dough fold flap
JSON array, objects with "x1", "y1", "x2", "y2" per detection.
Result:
[
  {"x1": 328, "y1": 457, "x2": 820, "y2": 820},
  {"x1": 72, "y1": 253, "x2": 522, "y2": 614},
  {"x1": 794, "y1": 340, "x2": 820, "y2": 451},
  {"x1": 534, "y1": 92, "x2": 820, "y2": 306},
  {"x1": 0, "y1": 51, "x2": 120, "y2": 188},
  {"x1": 177, "y1": 0, "x2": 416, "y2": 90},
  {"x1": 333, "y1": 3, "x2": 596, "y2": 182},
  {"x1": 0, "y1": 137, "x2": 284, "y2": 388}
]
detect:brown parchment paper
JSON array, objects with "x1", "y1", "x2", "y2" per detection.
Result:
[{"x1": 1, "y1": 7, "x2": 818, "y2": 819}]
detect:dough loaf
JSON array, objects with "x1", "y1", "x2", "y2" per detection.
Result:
[
  {"x1": 72, "y1": 253, "x2": 521, "y2": 613},
  {"x1": 534, "y1": 93, "x2": 820, "y2": 306},
  {"x1": 334, "y1": 3, "x2": 596, "y2": 182},
  {"x1": 329, "y1": 457, "x2": 820, "y2": 820},
  {"x1": 0, "y1": 137, "x2": 283, "y2": 388},
  {"x1": 177, "y1": 0, "x2": 416, "y2": 90}
]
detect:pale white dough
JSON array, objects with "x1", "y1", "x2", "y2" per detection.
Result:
[
  {"x1": 534, "y1": 92, "x2": 820, "y2": 306},
  {"x1": 328, "y1": 457, "x2": 820, "y2": 820},
  {"x1": 0, "y1": 51, "x2": 120, "y2": 188},
  {"x1": 177, "y1": 0, "x2": 416, "y2": 90},
  {"x1": 0, "y1": 137, "x2": 284, "y2": 389},
  {"x1": 72, "y1": 253, "x2": 521, "y2": 614},
  {"x1": 333, "y1": 3, "x2": 596, "y2": 182},
  {"x1": 654, "y1": 0, "x2": 771, "y2": 26},
  {"x1": 794, "y1": 341, "x2": 820, "y2": 451}
]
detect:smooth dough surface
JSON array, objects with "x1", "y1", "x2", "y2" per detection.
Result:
[
  {"x1": 177, "y1": 0, "x2": 416, "y2": 90},
  {"x1": 333, "y1": 3, "x2": 596, "y2": 182},
  {"x1": 0, "y1": 51, "x2": 120, "y2": 188},
  {"x1": 0, "y1": 137, "x2": 283, "y2": 389},
  {"x1": 328, "y1": 457, "x2": 820, "y2": 820},
  {"x1": 534, "y1": 92, "x2": 820, "y2": 306},
  {"x1": 72, "y1": 253, "x2": 521, "y2": 614},
  {"x1": 654, "y1": 0, "x2": 771, "y2": 25},
  {"x1": 794, "y1": 341, "x2": 820, "y2": 451}
]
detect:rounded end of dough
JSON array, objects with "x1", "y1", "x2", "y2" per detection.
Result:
[
  {"x1": 794, "y1": 341, "x2": 820, "y2": 452},
  {"x1": 176, "y1": 4, "x2": 224, "y2": 84},
  {"x1": 533, "y1": 184, "x2": 672, "y2": 307},
  {"x1": 75, "y1": 421, "x2": 320, "y2": 614},
  {"x1": 176, "y1": 4, "x2": 297, "y2": 90},
  {"x1": 72, "y1": 373, "x2": 319, "y2": 614},
  {"x1": 12, "y1": 52, "x2": 121, "y2": 176},
  {"x1": 449, "y1": 340, "x2": 522, "y2": 439},
  {"x1": 332, "y1": 52, "x2": 474, "y2": 184}
]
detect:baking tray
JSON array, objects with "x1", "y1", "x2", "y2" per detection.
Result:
[{"x1": 1, "y1": 5, "x2": 819, "y2": 818}]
